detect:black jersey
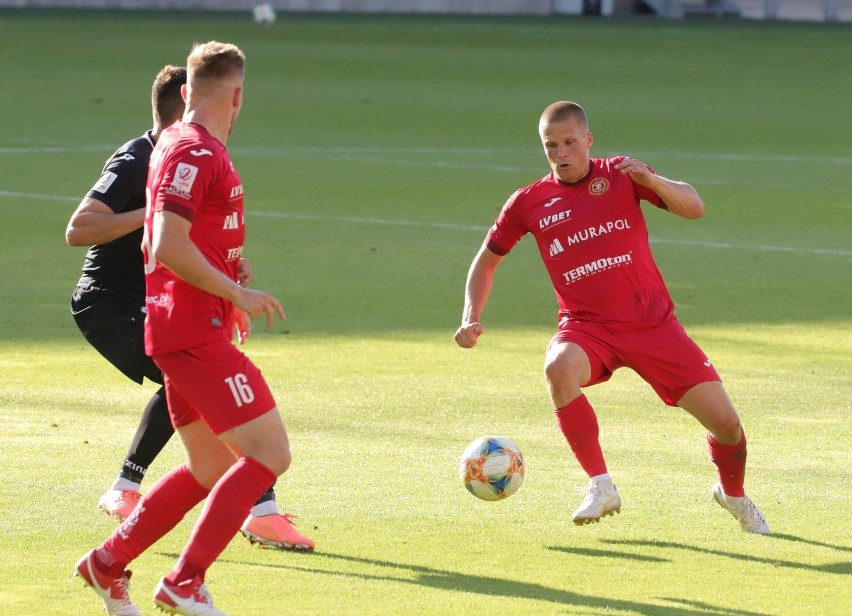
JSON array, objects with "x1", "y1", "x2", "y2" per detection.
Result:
[{"x1": 77, "y1": 131, "x2": 154, "y2": 294}]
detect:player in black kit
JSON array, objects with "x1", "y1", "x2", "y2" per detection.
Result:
[{"x1": 65, "y1": 65, "x2": 314, "y2": 551}]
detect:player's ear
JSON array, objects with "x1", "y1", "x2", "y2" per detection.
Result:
[
  {"x1": 180, "y1": 84, "x2": 188, "y2": 102},
  {"x1": 233, "y1": 86, "x2": 243, "y2": 108},
  {"x1": 587, "y1": 131, "x2": 594, "y2": 149}
]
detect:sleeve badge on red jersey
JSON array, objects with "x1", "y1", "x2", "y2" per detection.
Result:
[{"x1": 170, "y1": 162, "x2": 199, "y2": 196}]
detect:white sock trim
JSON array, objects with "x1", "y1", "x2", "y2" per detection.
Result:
[
  {"x1": 111, "y1": 478, "x2": 141, "y2": 492},
  {"x1": 250, "y1": 499, "x2": 280, "y2": 517},
  {"x1": 590, "y1": 473, "x2": 613, "y2": 490}
]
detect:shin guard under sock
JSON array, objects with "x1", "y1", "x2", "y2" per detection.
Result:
[
  {"x1": 168, "y1": 457, "x2": 276, "y2": 584},
  {"x1": 708, "y1": 431, "x2": 747, "y2": 497},
  {"x1": 555, "y1": 395, "x2": 608, "y2": 478}
]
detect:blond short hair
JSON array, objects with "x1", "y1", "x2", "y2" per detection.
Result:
[
  {"x1": 540, "y1": 101, "x2": 589, "y2": 130},
  {"x1": 187, "y1": 41, "x2": 245, "y2": 85}
]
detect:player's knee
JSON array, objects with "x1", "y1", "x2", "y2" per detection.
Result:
[
  {"x1": 258, "y1": 443, "x2": 291, "y2": 476},
  {"x1": 190, "y1": 457, "x2": 235, "y2": 489},
  {"x1": 544, "y1": 351, "x2": 585, "y2": 389},
  {"x1": 710, "y1": 411, "x2": 742, "y2": 443}
]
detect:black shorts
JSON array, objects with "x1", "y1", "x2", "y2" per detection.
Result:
[{"x1": 71, "y1": 282, "x2": 163, "y2": 385}]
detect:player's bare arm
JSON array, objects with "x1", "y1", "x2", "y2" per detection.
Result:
[
  {"x1": 615, "y1": 157, "x2": 705, "y2": 219},
  {"x1": 455, "y1": 244, "x2": 504, "y2": 349},
  {"x1": 65, "y1": 197, "x2": 146, "y2": 246},
  {"x1": 237, "y1": 257, "x2": 253, "y2": 287},
  {"x1": 152, "y1": 210, "x2": 285, "y2": 330}
]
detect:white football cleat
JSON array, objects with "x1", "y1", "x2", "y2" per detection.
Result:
[
  {"x1": 153, "y1": 575, "x2": 226, "y2": 615},
  {"x1": 75, "y1": 549, "x2": 142, "y2": 616},
  {"x1": 572, "y1": 482, "x2": 621, "y2": 525},
  {"x1": 712, "y1": 483, "x2": 771, "y2": 535}
]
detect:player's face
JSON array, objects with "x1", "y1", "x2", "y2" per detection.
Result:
[{"x1": 540, "y1": 117, "x2": 593, "y2": 184}]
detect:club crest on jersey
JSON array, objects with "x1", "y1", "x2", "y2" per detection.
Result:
[
  {"x1": 589, "y1": 178, "x2": 610, "y2": 195},
  {"x1": 169, "y1": 162, "x2": 199, "y2": 196}
]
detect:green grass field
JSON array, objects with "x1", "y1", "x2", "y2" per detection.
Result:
[{"x1": 1, "y1": 9, "x2": 850, "y2": 615}]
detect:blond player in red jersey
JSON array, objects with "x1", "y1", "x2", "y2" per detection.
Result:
[
  {"x1": 75, "y1": 42, "x2": 310, "y2": 616},
  {"x1": 455, "y1": 101, "x2": 769, "y2": 536}
]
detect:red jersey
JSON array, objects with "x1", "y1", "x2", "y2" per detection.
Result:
[
  {"x1": 143, "y1": 122, "x2": 245, "y2": 354},
  {"x1": 486, "y1": 156, "x2": 674, "y2": 328}
]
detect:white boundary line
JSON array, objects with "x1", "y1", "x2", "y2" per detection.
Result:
[
  {"x1": 248, "y1": 211, "x2": 851, "y2": 257},
  {"x1": 2, "y1": 189, "x2": 849, "y2": 257},
  {"x1": 3, "y1": 143, "x2": 851, "y2": 165},
  {"x1": 0, "y1": 189, "x2": 78, "y2": 203},
  {"x1": 5, "y1": 144, "x2": 850, "y2": 193}
]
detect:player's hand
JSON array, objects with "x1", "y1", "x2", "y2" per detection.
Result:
[
  {"x1": 454, "y1": 322, "x2": 485, "y2": 348},
  {"x1": 614, "y1": 157, "x2": 657, "y2": 189},
  {"x1": 232, "y1": 309, "x2": 252, "y2": 345},
  {"x1": 237, "y1": 258, "x2": 253, "y2": 288},
  {"x1": 235, "y1": 287, "x2": 286, "y2": 331}
]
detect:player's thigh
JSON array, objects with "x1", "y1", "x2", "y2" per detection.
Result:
[
  {"x1": 176, "y1": 419, "x2": 237, "y2": 489},
  {"x1": 677, "y1": 381, "x2": 741, "y2": 443},
  {"x1": 71, "y1": 288, "x2": 150, "y2": 384},
  {"x1": 219, "y1": 408, "x2": 291, "y2": 476},
  {"x1": 624, "y1": 319, "x2": 720, "y2": 407},
  {"x1": 154, "y1": 340, "x2": 277, "y2": 435},
  {"x1": 544, "y1": 340, "x2": 593, "y2": 388}
]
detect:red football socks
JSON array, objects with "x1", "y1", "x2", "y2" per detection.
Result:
[
  {"x1": 167, "y1": 457, "x2": 276, "y2": 585},
  {"x1": 555, "y1": 395, "x2": 608, "y2": 478},
  {"x1": 707, "y1": 431, "x2": 747, "y2": 497},
  {"x1": 99, "y1": 464, "x2": 210, "y2": 577}
]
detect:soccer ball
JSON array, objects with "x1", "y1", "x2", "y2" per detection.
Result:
[
  {"x1": 459, "y1": 435, "x2": 524, "y2": 501},
  {"x1": 252, "y1": 3, "x2": 277, "y2": 26}
]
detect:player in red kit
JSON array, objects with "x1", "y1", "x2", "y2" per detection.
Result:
[
  {"x1": 455, "y1": 101, "x2": 769, "y2": 536},
  {"x1": 75, "y1": 42, "x2": 310, "y2": 616},
  {"x1": 66, "y1": 64, "x2": 312, "y2": 553}
]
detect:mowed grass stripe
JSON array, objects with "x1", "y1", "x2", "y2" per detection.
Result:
[{"x1": 2, "y1": 188, "x2": 848, "y2": 256}]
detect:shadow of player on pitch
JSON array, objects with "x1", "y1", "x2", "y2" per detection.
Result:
[
  {"x1": 232, "y1": 550, "x2": 768, "y2": 616},
  {"x1": 601, "y1": 538, "x2": 852, "y2": 576}
]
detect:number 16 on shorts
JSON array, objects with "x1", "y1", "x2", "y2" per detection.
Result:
[{"x1": 225, "y1": 373, "x2": 255, "y2": 407}]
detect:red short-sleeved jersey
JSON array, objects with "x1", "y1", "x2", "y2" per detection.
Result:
[
  {"x1": 143, "y1": 121, "x2": 245, "y2": 354},
  {"x1": 486, "y1": 156, "x2": 674, "y2": 328}
]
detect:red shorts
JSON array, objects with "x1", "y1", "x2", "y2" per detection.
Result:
[
  {"x1": 550, "y1": 317, "x2": 720, "y2": 406},
  {"x1": 153, "y1": 338, "x2": 276, "y2": 434}
]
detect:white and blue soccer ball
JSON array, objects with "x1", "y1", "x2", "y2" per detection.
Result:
[
  {"x1": 460, "y1": 435, "x2": 525, "y2": 501},
  {"x1": 253, "y1": 3, "x2": 277, "y2": 26}
]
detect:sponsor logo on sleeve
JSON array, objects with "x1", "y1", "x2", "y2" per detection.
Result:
[
  {"x1": 226, "y1": 246, "x2": 244, "y2": 261},
  {"x1": 167, "y1": 162, "x2": 199, "y2": 198},
  {"x1": 543, "y1": 197, "x2": 562, "y2": 208},
  {"x1": 91, "y1": 171, "x2": 118, "y2": 194},
  {"x1": 190, "y1": 148, "x2": 213, "y2": 157},
  {"x1": 229, "y1": 184, "x2": 244, "y2": 200},
  {"x1": 114, "y1": 153, "x2": 135, "y2": 162}
]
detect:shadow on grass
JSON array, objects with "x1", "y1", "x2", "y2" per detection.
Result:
[
  {"x1": 545, "y1": 545, "x2": 669, "y2": 562},
  {"x1": 767, "y1": 532, "x2": 852, "y2": 554},
  {"x1": 603, "y1": 539, "x2": 852, "y2": 576},
  {"x1": 219, "y1": 550, "x2": 767, "y2": 616}
]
